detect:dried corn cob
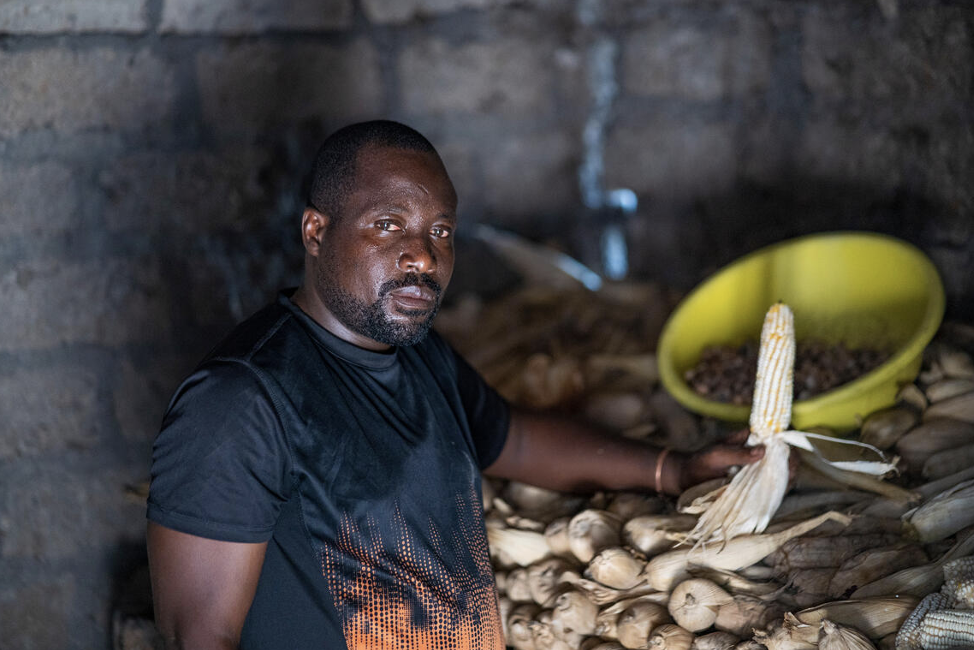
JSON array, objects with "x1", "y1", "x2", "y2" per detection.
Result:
[
  {"x1": 894, "y1": 592, "x2": 951, "y2": 650},
  {"x1": 685, "y1": 303, "x2": 896, "y2": 546},
  {"x1": 916, "y1": 610, "x2": 974, "y2": 650}
]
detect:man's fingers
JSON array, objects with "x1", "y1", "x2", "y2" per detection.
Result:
[{"x1": 725, "y1": 428, "x2": 750, "y2": 445}]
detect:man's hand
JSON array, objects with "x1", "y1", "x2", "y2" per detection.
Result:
[{"x1": 679, "y1": 428, "x2": 800, "y2": 492}]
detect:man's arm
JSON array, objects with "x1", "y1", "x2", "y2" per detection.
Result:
[
  {"x1": 483, "y1": 407, "x2": 763, "y2": 496},
  {"x1": 147, "y1": 522, "x2": 268, "y2": 650}
]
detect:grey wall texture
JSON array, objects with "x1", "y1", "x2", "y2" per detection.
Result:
[{"x1": 0, "y1": 0, "x2": 971, "y2": 648}]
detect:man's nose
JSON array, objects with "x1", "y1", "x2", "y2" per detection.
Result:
[{"x1": 397, "y1": 237, "x2": 435, "y2": 274}]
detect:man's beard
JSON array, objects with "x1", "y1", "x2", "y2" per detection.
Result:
[{"x1": 318, "y1": 271, "x2": 443, "y2": 347}]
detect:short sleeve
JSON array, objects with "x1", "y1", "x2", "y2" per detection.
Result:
[
  {"x1": 452, "y1": 348, "x2": 510, "y2": 470},
  {"x1": 147, "y1": 360, "x2": 291, "y2": 543}
]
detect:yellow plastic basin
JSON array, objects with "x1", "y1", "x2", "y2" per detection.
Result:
[{"x1": 657, "y1": 232, "x2": 945, "y2": 431}]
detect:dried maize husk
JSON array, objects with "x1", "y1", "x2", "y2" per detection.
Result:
[
  {"x1": 897, "y1": 384, "x2": 928, "y2": 412},
  {"x1": 925, "y1": 379, "x2": 974, "y2": 404},
  {"x1": 528, "y1": 617, "x2": 577, "y2": 650},
  {"x1": 585, "y1": 642, "x2": 627, "y2": 650},
  {"x1": 608, "y1": 491, "x2": 665, "y2": 519},
  {"x1": 828, "y1": 543, "x2": 929, "y2": 599},
  {"x1": 528, "y1": 557, "x2": 575, "y2": 606},
  {"x1": 503, "y1": 481, "x2": 568, "y2": 515},
  {"x1": 688, "y1": 566, "x2": 785, "y2": 600},
  {"x1": 786, "y1": 568, "x2": 837, "y2": 608},
  {"x1": 561, "y1": 572, "x2": 668, "y2": 607},
  {"x1": 923, "y1": 391, "x2": 974, "y2": 424},
  {"x1": 647, "y1": 623, "x2": 695, "y2": 650},
  {"x1": 896, "y1": 418, "x2": 974, "y2": 472},
  {"x1": 568, "y1": 509, "x2": 623, "y2": 563},
  {"x1": 860, "y1": 407, "x2": 919, "y2": 451},
  {"x1": 937, "y1": 347, "x2": 974, "y2": 380},
  {"x1": 903, "y1": 478, "x2": 974, "y2": 543},
  {"x1": 668, "y1": 578, "x2": 734, "y2": 632},
  {"x1": 714, "y1": 594, "x2": 787, "y2": 637},
  {"x1": 796, "y1": 596, "x2": 920, "y2": 640},
  {"x1": 774, "y1": 489, "x2": 873, "y2": 520},
  {"x1": 769, "y1": 533, "x2": 903, "y2": 573},
  {"x1": 818, "y1": 619, "x2": 877, "y2": 650},
  {"x1": 584, "y1": 390, "x2": 649, "y2": 431},
  {"x1": 487, "y1": 523, "x2": 551, "y2": 567},
  {"x1": 595, "y1": 597, "x2": 635, "y2": 640},
  {"x1": 508, "y1": 603, "x2": 543, "y2": 650},
  {"x1": 586, "y1": 547, "x2": 648, "y2": 590},
  {"x1": 498, "y1": 596, "x2": 513, "y2": 638},
  {"x1": 753, "y1": 612, "x2": 819, "y2": 650},
  {"x1": 623, "y1": 514, "x2": 698, "y2": 556},
  {"x1": 550, "y1": 588, "x2": 599, "y2": 638},
  {"x1": 616, "y1": 600, "x2": 671, "y2": 649},
  {"x1": 691, "y1": 631, "x2": 740, "y2": 650},
  {"x1": 852, "y1": 528, "x2": 974, "y2": 599},
  {"x1": 798, "y1": 450, "x2": 914, "y2": 501},
  {"x1": 545, "y1": 517, "x2": 574, "y2": 559},
  {"x1": 922, "y1": 443, "x2": 974, "y2": 480},
  {"x1": 647, "y1": 511, "x2": 850, "y2": 592},
  {"x1": 508, "y1": 567, "x2": 536, "y2": 604}
]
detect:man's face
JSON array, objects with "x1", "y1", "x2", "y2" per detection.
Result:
[{"x1": 312, "y1": 145, "x2": 458, "y2": 348}]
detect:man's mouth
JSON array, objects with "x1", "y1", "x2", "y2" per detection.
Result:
[{"x1": 381, "y1": 275, "x2": 442, "y2": 314}]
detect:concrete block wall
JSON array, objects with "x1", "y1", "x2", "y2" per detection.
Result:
[{"x1": 0, "y1": 1, "x2": 971, "y2": 648}]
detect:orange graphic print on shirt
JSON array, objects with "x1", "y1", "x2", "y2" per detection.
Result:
[{"x1": 321, "y1": 487, "x2": 505, "y2": 650}]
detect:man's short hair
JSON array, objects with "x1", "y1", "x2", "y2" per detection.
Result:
[{"x1": 307, "y1": 120, "x2": 438, "y2": 220}]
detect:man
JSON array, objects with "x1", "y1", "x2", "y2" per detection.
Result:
[{"x1": 147, "y1": 120, "x2": 762, "y2": 650}]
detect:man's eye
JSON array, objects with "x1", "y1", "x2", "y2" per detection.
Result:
[
  {"x1": 377, "y1": 220, "x2": 401, "y2": 232},
  {"x1": 431, "y1": 226, "x2": 453, "y2": 239}
]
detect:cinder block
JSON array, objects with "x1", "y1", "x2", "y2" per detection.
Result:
[
  {"x1": 0, "y1": 48, "x2": 174, "y2": 138},
  {"x1": 796, "y1": 120, "x2": 903, "y2": 193},
  {"x1": 99, "y1": 149, "x2": 273, "y2": 233},
  {"x1": 0, "y1": 161, "x2": 78, "y2": 237},
  {"x1": 623, "y1": 10, "x2": 771, "y2": 101},
  {"x1": 0, "y1": 367, "x2": 102, "y2": 459},
  {"x1": 481, "y1": 131, "x2": 578, "y2": 222},
  {"x1": 0, "y1": 257, "x2": 172, "y2": 351},
  {"x1": 361, "y1": 0, "x2": 494, "y2": 25},
  {"x1": 161, "y1": 0, "x2": 352, "y2": 34},
  {"x1": 399, "y1": 38, "x2": 553, "y2": 115},
  {"x1": 604, "y1": 120, "x2": 736, "y2": 201},
  {"x1": 197, "y1": 40, "x2": 382, "y2": 139},
  {"x1": 0, "y1": 575, "x2": 75, "y2": 649},
  {"x1": 802, "y1": 5, "x2": 972, "y2": 110},
  {"x1": 0, "y1": 462, "x2": 146, "y2": 559},
  {"x1": 0, "y1": 0, "x2": 146, "y2": 33}
]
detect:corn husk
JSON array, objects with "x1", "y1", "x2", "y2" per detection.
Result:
[
  {"x1": 896, "y1": 417, "x2": 974, "y2": 471},
  {"x1": 753, "y1": 612, "x2": 818, "y2": 650},
  {"x1": 647, "y1": 623, "x2": 695, "y2": 650},
  {"x1": 938, "y1": 347, "x2": 974, "y2": 379},
  {"x1": 818, "y1": 619, "x2": 877, "y2": 650},
  {"x1": 768, "y1": 532, "x2": 903, "y2": 573},
  {"x1": 795, "y1": 596, "x2": 919, "y2": 639},
  {"x1": 568, "y1": 509, "x2": 623, "y2": 563},
  {"x1": 508, "y1": 603, "x2": 542, "y2": 650},
  {"x1": 668, "y1": 578, "x2": 733, "y2": 632},
  {"x1": 528, "y1": 617, "x2": 577, "y2": 650},
  {"x1": 623, "y1": 514, "x2": 698, "y2": 556},
  {"x1": 826, "y1": 543, "x2": 929, "y2": 599},
  {"x1": 922, "y1": 442, "x2": 974, "y2": 480},
  {"x1": 584, "y1": 391, "x2": 649, "y2": 431},
  {"x1": 688, "y1": 566, "x2": 785, "y2": 600},
  {"x1": 607, "y1": 492, "x2": 665, "y2": 519},
  {"x1": 545, "y1": 517, "x2": 574, "y2": 559},
  {"x1": 924, "y1": 390, "x2": 974, "y2": 423},
  {"x1": 487, "y1": 523, "x2": 551, "y2": 567},
  {"x1": 616, "y1": 600, "x2": 671, "y2": 649},
  {"x1": 925, "y1": 378, "x2": 974, "y2": 403},
  {"x1": 561, "y1": 571, "x2": 668, "y2": 607},
  {"x1": 897, "y1": 383, "x2": 928, "y2": 412},
  {"x1": 508, "y1": 567, "x2": 535, "y2": 603},
  {"x1": 786, "y1": 568, "x2": 836, "y2": 608},
  {"x1": 714, "y1": 594, "x2": 787, "y2": 637},
  {"x1": 550, "y1": 589, "x2": 599, "y2": 638},
  {"x1": 528, "y1": 557, "x2": 575, "y2": 606},
  {"x1": 691, "y1": 631, "x2": 740, "y2": 650},
  {"x1": 647, "y1": 511, "x2": 850, "y2": 592},
  {"x1": 902, "y1": 478, "x2": 974, "y2": 543},
  {"x1": 586, "y1": 547, "x2": 648, "y2": 590},
  {"x1": 851, "y1": 527, "x2": 974, "y2": 599},
  {"x1": 859, "y1": 407, "x2": 918, "y2": 451}
]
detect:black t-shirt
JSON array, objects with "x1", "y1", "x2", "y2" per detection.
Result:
[{"x1": 147, "y1": 292, "x2": 510, "y2": 650}]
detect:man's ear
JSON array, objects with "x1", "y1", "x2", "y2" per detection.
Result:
[{"x1": 301, "y1": 207, "x2": 330, "y2": 257}]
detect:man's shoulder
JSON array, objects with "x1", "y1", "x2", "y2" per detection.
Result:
[{"x1": 202, "y1": 298, "x2": 303, "y2": 366}]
